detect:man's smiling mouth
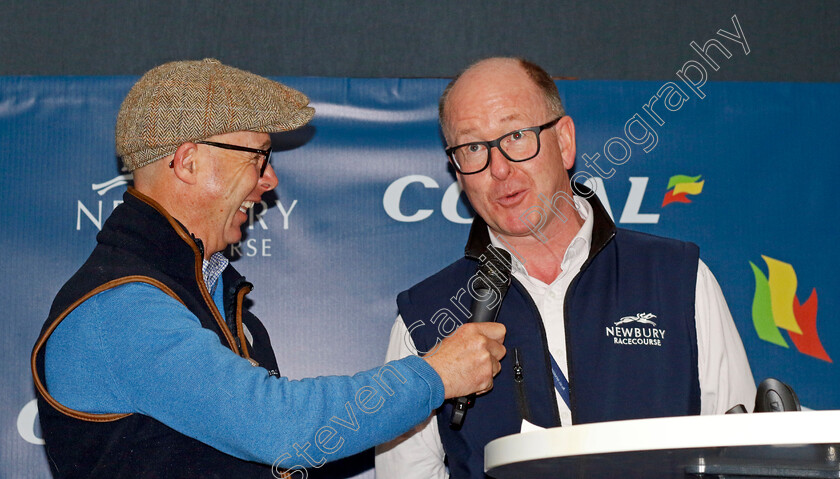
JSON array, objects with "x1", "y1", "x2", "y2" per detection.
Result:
[{"x1": 239, "y1": 201, "x2": 255, "y2": 214}]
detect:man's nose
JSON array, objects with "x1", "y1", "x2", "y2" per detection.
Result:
[
  {"x1": 259, "y1": 163, "x2": 280, "y2": 191},
  {"x1": 488, "y1": 147, "x2": 511, "y2": 180}
]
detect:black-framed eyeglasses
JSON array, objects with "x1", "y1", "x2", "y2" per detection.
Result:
[
  {"x1": 444, "y1": 117, "x2": 563, "y2": 175},
  {"x1": 185, "y1": 140, "x2": 273, "y2": 177}
]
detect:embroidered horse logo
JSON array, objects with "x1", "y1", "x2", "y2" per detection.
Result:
[{"x1": 614, "y1": 313, "x2": 657, "y2": 327}]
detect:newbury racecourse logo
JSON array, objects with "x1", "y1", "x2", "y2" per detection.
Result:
[
  {"x1": 605, "y1": 312, "x2": 665, "y2": 346},
  {"x1": 749, "y1": 255, "x2": 831, "y2": 362},
  {"x1": 76, "y1": 174, "x2": 299, "y2": 258},
  {"x1": 615, "y1": 312, "x2": 657, "y2": 326},
  {"x1": 662, "y1": 174, "x2": 704, "y2": 207}
]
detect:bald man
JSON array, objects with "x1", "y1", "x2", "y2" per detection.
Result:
[{"x1": 376, "y1": 57, "x2": 755, "y2": 479}]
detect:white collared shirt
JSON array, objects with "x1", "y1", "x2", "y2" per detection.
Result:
[
  {"x1": 488, "y1": 196, "x2": 595, "y2": 426},
  {"x1": 375, "y1": 198, "x2": 756, "y2": 479}
]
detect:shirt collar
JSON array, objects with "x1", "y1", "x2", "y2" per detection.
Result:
[
  {"x1": 202, "y1": 252, "x2": 229, "y2": 294},
  {"x1": 489, "y1": 195, "x2": 594, "y2": 280}
]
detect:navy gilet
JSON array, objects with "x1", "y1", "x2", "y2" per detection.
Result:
[
  {"x1": 32, "y1": 188, "x2": 280, "y2": 478},
  {"x1": 399, "y1": 192, "x2": 700, "y2": 478}
]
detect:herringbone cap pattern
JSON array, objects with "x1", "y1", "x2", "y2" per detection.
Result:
[{"x1": 116, "y1": 58, "x2": 315, "y2": 171}]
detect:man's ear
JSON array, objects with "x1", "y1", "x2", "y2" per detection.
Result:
[
  {"x1": 170, "y1": 142, "x2": 200, "y2": 185},
  {"x1": 555, "y1": 116, "x2": 577, "y2": 170}
]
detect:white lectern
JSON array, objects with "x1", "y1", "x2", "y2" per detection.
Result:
[{"x1": 485, "y1": 411, "x2": 840, "y2": 478}]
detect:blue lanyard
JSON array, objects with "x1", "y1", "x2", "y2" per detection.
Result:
[{"x1": 548, "y1": 353, "x2": 570, "y2": 408}]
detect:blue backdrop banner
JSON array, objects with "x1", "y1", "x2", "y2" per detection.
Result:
[{"x1": 1, "y1": 76, "x2": 838, "y2": 478}]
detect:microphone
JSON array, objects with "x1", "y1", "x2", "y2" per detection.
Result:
[{"x1": 450, "y1": 246, "x2": 512, "y2": 429}]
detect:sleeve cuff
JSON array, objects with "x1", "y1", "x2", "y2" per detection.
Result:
[{"x1": 395, "y1": 355, "x2": 445, "y2": 410}]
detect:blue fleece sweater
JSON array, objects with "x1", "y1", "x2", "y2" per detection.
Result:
[{"x1": 45, "y1": 280, "x2": 444, "y2": 468}]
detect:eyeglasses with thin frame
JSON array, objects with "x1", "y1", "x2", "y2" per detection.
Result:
[
  {"x1": 444, "y1": 116, "x2": 563, "y2": 175},
  {"x1": 169, "y1": 140, "x2": 273, "y2": 176}
]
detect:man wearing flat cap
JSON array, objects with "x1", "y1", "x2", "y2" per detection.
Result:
[{"x1": 32, "y1": 59, "x2": 506, "y2": 478}]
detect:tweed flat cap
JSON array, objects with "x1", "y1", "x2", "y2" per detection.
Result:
[{"x1": 116, "y1": 58, "x2": 315, "y2": 171}]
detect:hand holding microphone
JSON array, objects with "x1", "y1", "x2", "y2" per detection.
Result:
[
  {"x1": 422, "y1": 246, "x2": 511, "y2": 418},
  {"x1": 450, "y1": 246, "x2": 512, "y2": 428},
  {"x1": 422, "y1": 322, "x2": 506, "y2": 399}
]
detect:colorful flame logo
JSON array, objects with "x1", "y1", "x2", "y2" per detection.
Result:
[
  {"x1": 662, "y1": 174, "x2": 704, "y2": 207},
  {"x1": 749, "y1": 255, "x2": 831, "y2": 362}
]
